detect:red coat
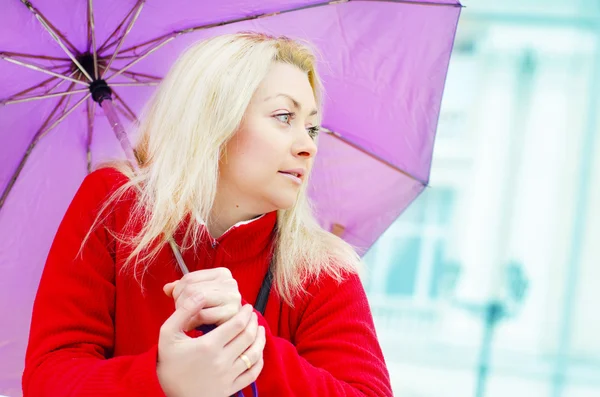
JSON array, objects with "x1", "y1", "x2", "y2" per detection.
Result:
[{"x1": 23, "y1": 168, "x2": 392, "y2": 396}]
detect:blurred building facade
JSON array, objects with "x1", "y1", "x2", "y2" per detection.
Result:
[{"x1": 363, "y1": 1, "x2": 600, "y2": 396}]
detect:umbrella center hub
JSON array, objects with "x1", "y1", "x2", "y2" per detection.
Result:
[
  {"x1": 88, "y1": 79, "x2": 112, "y2": 104},
  {"x1": 74, "y1": 53, "x2": 106, "y2": 82},
  {"x1": 75, "y1": 53, "x2": 111, "y2": 103}
]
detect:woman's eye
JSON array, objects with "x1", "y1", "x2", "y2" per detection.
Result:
[{"x1": 274, "y1": 113, "x2": 292, "y2": 124}]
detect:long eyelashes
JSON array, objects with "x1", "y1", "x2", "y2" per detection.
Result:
[
  {"x1": 274, "y1": 112, "x2": 320, "y2": 139},
  {"x1": 307, "y1": 126, "x2": 320, "y2": 139}
]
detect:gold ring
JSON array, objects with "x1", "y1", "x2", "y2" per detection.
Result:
[{"x1": 239, "y1": 353, "x2": 252, "y2": 370}]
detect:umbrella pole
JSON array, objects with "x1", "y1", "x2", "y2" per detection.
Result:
[
  {"x1": 94, "y1": 88, "x2": 188, "y2": 275},
  {"x1": 99, "y1": 98, "x2": 139, "y2": 173}
]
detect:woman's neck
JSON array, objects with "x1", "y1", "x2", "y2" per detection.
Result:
[{"x1": 207, "y1": 200, "x2": 262, "y2": 239}]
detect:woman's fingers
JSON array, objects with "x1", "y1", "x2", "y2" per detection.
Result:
[
  {"x1": 223, "y1": 312, "x2": 258, "y2": 359},
  {"x1": 163, "y1": 281, "x2": 177, "y2": 297},
  {"x1": 200, "y1": 304, "x2": 254, "y2": 348},
  {"x1": 160, "y1": 294, "x2": 206, "y2": 339},
  {"x1": 173, "y1": 283, "x2": 240, "y2": 309},
  {"x1": 182, "y1": 299, "x2": 240, "y2": 330},
  {"x1": 163, "y1": 267, "x2": 230, "y2": 297},
  {"x1": 194, "y1": 302, "x2": 240, "y2": 326},
  {"x1": 172, "y1": 268, "x2": 233, "y2": 295},
  {"x1": 229, "y1": 356, "x2": 264, "y2": 395},
  {"x1": 232, "y1": 324, "x2": 266, "y2": 376},
  {"x1": 164, "y1": 268, "x2": 243, "y2": 329},
  {"x1": 165, "y1": 271, "x2": 240, "y2": 306}
]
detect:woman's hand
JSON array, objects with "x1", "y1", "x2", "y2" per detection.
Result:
[
  {"x1": 164, "y1": 267, "x2": 242, "y2": 327},
  {"x1": 157, "y1": 298, "x2": 266, "y2": 397}
]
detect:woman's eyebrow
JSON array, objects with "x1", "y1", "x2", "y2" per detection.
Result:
[{"x1": 266, "y1": 93, "x2": 318, "y2": 116}]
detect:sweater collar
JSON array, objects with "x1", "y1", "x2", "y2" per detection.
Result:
[
  {"x1": 214, "y1": 211, "x2": 277, "y2": 262},
  {"x1": 176, "y1": 211, "x2": 277, "y2": 268}
]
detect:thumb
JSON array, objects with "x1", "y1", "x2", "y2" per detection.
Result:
[
  {"x1": 163, "y1": 281, "x2": 178, "y2": 297},
  {"x1": 161, "y1": 294, "x2": 205, "y2": 338}
]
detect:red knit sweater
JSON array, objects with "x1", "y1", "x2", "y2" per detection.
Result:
[{"x1": 22, "y1": 168, "x2": 392, "y2": 396}]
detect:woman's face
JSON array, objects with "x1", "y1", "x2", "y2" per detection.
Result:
[{"x1": 218, "y1": 62, "x2": 319, "y2": 216}]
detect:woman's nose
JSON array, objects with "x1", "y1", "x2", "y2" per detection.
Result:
[{"x1": 293, "y1": 129, "x2": 318, "y2": 158}]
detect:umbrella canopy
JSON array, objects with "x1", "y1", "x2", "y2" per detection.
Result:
[{"x1": 0, "y1": 0, "x2": 461, "y2": 394}]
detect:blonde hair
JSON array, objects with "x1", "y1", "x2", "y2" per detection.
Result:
[{"x1": 90, "y1": 32, "x2": 360, "y2": 304}]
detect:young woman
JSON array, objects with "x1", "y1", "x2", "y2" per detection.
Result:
[{"x1": 23, "y1": 32, "x2": 393, "y2": 397}]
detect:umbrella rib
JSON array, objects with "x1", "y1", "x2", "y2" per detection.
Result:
[
  {"x1": 1, "y1": 88, "x2": 89, "y2": 105},
  {"x1": 98, "y1": 0, "x2": 144, "y2": 55},
  {"x1": 88, "y1": 0, "x2": 98, "y2": 79},
  {"x1": 355, "y1": 0, "x2": 463, "y2": 7},
  {"x1": 1, "y1": 51, "x2": 69, "y2": 62},
  {"x1": 20, "y1": 1, "x2": 93, "y2": 82},
  {"x1": 0, "y1": 87, "x2": 71, "y2": 211},
  {"x1": 18, "y1": 1, "x2": 79, "y2": 54},
  {"x1": 60, "y1": 73, "x2": 82, "y2": 115},
  {"x1": 3, "y1": 69, "x2": 77, "y2": 102},
  {"x1": 5, "y1": 75, "x2": 58, "y2": 99},
  {"x1": 0, "y1": 139, "x2": 40, "y2": 211},
  {"x1": 114, "y1": 34, "x2": 171, "y2": 57},
  {"x1": 43, "y1": 70, "x2": 80, "y2": 95},
  {"x1": 86, "y1": 0, "x2": 92, "y2": 52},
  {"x1": 38, "y1": 85, "x2": 73, "y2": 137},
  {"x1": 321, "y1": 127, "x2": 428, "y2": 186},
  {"x1": 106, "y1": 36, "x2": 175, "y2": 81},
  {"x1": 115, "y1": 1, "x2": 343, "y2": 57},
  {"x1": 109, "y1": 82, "x2": 159, "y2": 87},
  {"x1": 0, "y1": 54, "x2": 87, "y2": 86},
  {"x1": 47, "y1": 64, "x2": 72, "y2": 71},
  {"x1": 101, "y1": 1, "x2": 145, "y2": 79},
  {"x1": 119, "y1": 70, "x2": 162, "y2": 82},
  {"x1": 112, "y1": 90, "x2": 139, "y2": 123},
  {"x1": 173, "y1": 1, "x2": 354, "y2": 34},
  {"x1": 101, "y1": 65, "x2": 160, "y2": 84},
  {"x1": 38, "y1": 94, "x2": 91, "y2": 142},
  {"x1": 113, "y1": 101, "x2": 137, "y2": 123},
  {"x1": 37, "y1": 80, "x2": 76, "y2": 139},
  {"x1": 111, "y1": 54, "x2": 141, "y2": 61}
]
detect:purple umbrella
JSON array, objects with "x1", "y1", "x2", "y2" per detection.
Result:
[{"x1": 0, "y1": 0, "x2": 461, "y2": 394}]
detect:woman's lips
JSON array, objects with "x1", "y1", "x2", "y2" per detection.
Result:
[{"x1": 278, "y1": 171, "x2": 302, "y2": 185}]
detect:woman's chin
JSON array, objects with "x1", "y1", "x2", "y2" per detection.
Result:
[{"x1": 269, "y1": 195, "x2": 298, "y2": 211}]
